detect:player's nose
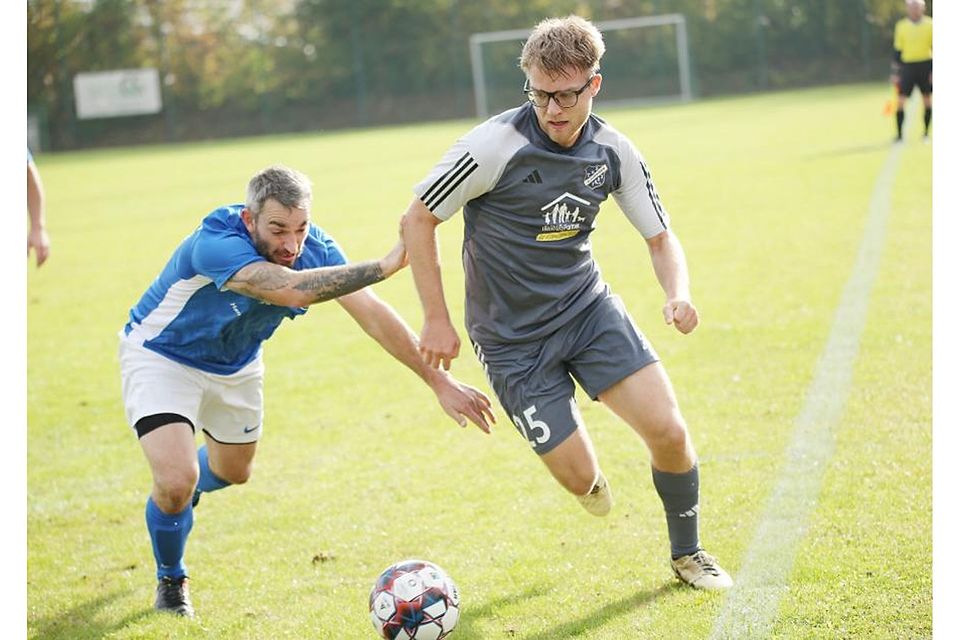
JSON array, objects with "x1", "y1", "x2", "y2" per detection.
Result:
[{"x1": 281, "y1": 235, "x2": 298, "y2": 253}]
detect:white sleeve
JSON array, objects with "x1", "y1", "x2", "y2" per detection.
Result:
[
  {"x1": 597, "y1": 128, "x2": 671, "y2": 238},
  {"x1": 414, "y1": 119, "x2": 527, "y2": 221}
]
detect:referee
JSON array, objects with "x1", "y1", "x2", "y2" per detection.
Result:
[{"x1": 891, "y1": 0, "x2": 933, "y2": 142}]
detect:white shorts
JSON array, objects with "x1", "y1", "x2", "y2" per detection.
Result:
[{"x1": 118, "y1": 338, "x2": 265, "y2": 444}]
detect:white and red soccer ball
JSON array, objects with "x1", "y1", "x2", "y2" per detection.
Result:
[{"x1": 369, "y1": 559, "x2": 460, "y2": 639}]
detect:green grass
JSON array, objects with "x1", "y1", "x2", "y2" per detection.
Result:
[{"x1": 27, "y1": 83, "x2": 931, "y2": 638}]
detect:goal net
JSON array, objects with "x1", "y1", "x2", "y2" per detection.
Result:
[{"x1": 468, "y1": 14, "x2": 692, "y2": 119}]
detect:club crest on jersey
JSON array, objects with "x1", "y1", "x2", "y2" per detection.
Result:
[
  {"x1": 537, "y1": 192, "x2": 590, "y2": 242},
  {"x1": 584, "y1": 164, "x2": 608, "y2": 189}
]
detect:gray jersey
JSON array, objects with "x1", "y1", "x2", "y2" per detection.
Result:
[{"x1": 415, "y1": 103, "x2": 670, "y2": 344}]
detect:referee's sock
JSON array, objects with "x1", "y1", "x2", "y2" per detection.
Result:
[
  {"x1": 145, "y1": 497, "x2": 193, "y2": 580},
  {"x1": 896, "y1": 109, "x2": 905, "y2": 139},
  {"x1": 652, "y1": 464, "x2": 701, "y2": 560},
  {"x1": 924, "y1": 106, "x2": 932, "y2": 135},
  {"x1": 193, "y1": 444, "x2": 231, "y2": 506}
]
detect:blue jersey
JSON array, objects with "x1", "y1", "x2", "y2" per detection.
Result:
[{"x1": 122, "y1": 204, "x2": 348, "y2": 374}]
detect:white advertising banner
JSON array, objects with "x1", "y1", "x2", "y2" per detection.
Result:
[{"x1": 73, "y1": 68, "x2": 163, "y2": 120}]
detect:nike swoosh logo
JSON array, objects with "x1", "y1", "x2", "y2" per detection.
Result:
[{"x1": 243, "y1": 425, "x2": 260, "y2": 433}]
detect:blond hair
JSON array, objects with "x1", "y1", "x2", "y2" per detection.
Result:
[{"x1": 520, "y1": 15, "x2": 605, "y2": 78}]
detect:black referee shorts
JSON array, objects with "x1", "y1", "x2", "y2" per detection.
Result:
[{"x1": 898, "y1": 60, "x2": 932, "y2": 97}]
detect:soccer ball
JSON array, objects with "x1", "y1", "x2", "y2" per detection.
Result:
[{"x1": 369, "y1": 559, "x2": 460, "y2": 639}]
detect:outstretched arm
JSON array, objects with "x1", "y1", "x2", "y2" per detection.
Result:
[
  {"x1": 646, "y1": 229, "x2": 699, "y2": 334},
  {"x1": 224, "y1": 239, "x2": 406, "y2": 307},
  {"x1": 27, "y1": 161, "x2": 50, "y2": 267},
  {"x1": 337, "y1": 288, "x2": 495, "y2": 432},
  {"x1": 400, "y1": 198, "x2": 461, "y2": 371}
]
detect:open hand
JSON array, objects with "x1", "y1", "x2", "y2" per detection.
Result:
[{"x1": 432, "y1": 373, "x2": 496, "y2": 433}]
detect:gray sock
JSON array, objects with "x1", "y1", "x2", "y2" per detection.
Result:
[{"x1": 652, "y1": 464, "x2": 701, "y2": 559}]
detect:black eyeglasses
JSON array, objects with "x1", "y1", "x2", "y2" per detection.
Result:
[{"x1": 523, "y1": 74, "x2": 597, "y2": 109}]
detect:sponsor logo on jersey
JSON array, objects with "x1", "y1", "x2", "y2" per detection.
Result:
[
  {"x1": 584, "y1": 164, "x2": 608, "y2": 189},
  {"x1": 537, "y1": 192, "x2": 590, "y2": 242},
  {"x1": 523, "y1": 169, "x2": 543, "y2": 184}
]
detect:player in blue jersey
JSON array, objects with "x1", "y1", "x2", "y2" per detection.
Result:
[
  {"x1": 120, "y1": 165, "x2": 495, "y2": 617},
  {"x1": 401, "y1": 16, "x2": 731, "y2": 589}
]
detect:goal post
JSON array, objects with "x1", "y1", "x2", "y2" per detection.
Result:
[{"x1": 469, "y1": 14, "x2": 693, "y2": 119}]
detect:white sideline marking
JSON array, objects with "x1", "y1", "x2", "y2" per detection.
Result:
[{"x1": 709, "y1": 142, "x2": 903, "y2": 639}]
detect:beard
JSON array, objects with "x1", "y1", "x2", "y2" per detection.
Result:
[{"x1": 251, "y1": 232, "x2": 298, "y2": 266}]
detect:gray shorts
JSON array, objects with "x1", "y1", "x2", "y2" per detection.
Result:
[{"x1": 471, "y1": 294, "x2": 658, "y2": 455}]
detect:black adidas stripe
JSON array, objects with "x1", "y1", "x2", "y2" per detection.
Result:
[
  {"x1": 429, "y1": 162, "x2": 478, "y2": 210},
  {"x1": 421, "y1": 152, "x2": 471, "y2": 203},
  {"x1": 421, "y1": 152, "x2": 479, "y2": 211},
  {"x1": 638, "y1": 160, "x2": 667, "y2": 229}
]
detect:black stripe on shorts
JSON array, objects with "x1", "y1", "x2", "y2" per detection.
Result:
[{"x1": 135, "y1": 413, "x2": 195, "y2": 439}]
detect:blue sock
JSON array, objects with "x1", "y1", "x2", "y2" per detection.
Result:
[
  {"x1": 145, "y1": 497, "x2": 193, "y2": 580},
  {"x1": 652, "y1": 464, "x2": 701, "y2": 559},
  {"x1": 193, "y1": 444, "x2": 231, "y2": 505}
]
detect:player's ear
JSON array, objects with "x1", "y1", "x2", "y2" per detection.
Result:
[
  {"x1": 591, "y1": 73, "x2": 602, "y2": 97},
  {"x1": 241, "y1": 207, "x2": 256, "y2": 233}
]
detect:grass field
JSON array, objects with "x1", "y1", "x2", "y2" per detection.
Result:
[{"x1": 26, "y1": 83, "x2": 932, "y2": 639}]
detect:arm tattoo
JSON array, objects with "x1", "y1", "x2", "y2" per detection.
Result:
[
  {"x1": 235, "y1": 263, "x2": 290, "y2": 292},
  {"x1": 293, "y1": 260, "x2": 384, "y2": 303},
  {"x1": 229, "y1": 260, "x2": 385, "y2": 305},
  {"x1": 229, "y1": 262, "x2": 291, "y2": 303}
]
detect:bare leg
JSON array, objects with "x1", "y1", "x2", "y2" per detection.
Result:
[
  {"x1": 203, "y1": 432, "x2": 257, "y2": 485},
  {"x1": 140, "y1": 422, "x2": 200, "y2": 513},
  {"x1": 539, "y1": 424, "x2": 613, "y2": 516},
  {"x1": 538, "y1": 425, "x2": 601, "y2": 497},
  {"x1": 598, "y1": 362, "x2": 695, "y2": 473}
]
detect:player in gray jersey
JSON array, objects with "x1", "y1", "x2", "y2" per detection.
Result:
[{"x1": 401, "y1": 15, "x2": 732, "y2": 590}]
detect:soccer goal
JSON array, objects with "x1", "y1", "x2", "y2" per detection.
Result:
[{"x1": 468, "y1": 14, "x2": 693, "y2": 119}]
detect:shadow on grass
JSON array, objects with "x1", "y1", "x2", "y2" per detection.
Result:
[
  {"x1": 519, "y1": 581, "x2": 680, "y2": 640},
  {"x1": 29, "y1": 590, "x2": 153, "y2": 640},
  {"x1": 452, "y1": 584, "x2": 552, "y2": 639}
]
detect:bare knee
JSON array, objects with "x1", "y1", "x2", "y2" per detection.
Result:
[
  {"x1": 546, "y1": 459, "x2": 599, "y2": 496},
  {"x1": 153, "y1": 469, "x2": 199, "y2": 513},
  {"x1": 565, "y1": 467, "x2": 599, "y2": 496},
  {"x1": 648, "y1": 414, "x2": 690, "y2": 455},
  {"x1": 539, "y1": 430, "x2": 600, "y2": 496},
  {"x1": 644, "y1": 413, "x2": 698, "y2": 472}
]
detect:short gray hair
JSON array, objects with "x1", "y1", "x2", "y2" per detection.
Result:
[
  {"x1": 246, "y1": 165, "x2": 313, "y2": 216},
  {"x1": 520, "y1": 15, "x2": 605, "y2": 77}
]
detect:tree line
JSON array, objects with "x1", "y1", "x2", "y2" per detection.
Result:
[{"x1": 27, "y1": 0, "x2": 927, "y2": 150}]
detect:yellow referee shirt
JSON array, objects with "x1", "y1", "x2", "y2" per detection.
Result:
[{"x1": 894, "y1": 16, "x2": 933, "y2": 63}]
